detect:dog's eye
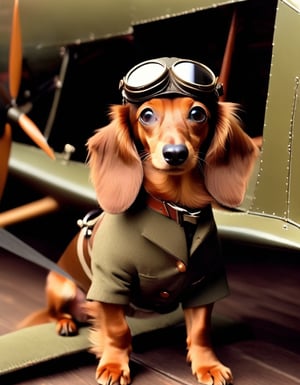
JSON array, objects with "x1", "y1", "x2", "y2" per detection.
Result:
[
  {"x1": 188, "y1": 106, "x2": 207, "y2": 123},
  {"x1": 139, "y1": 108, "x2": 157, "y2": 125}
]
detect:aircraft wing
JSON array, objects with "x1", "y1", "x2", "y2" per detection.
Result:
[{"x1": 2, "y1": 0, "x2": 300, "y2": 253}]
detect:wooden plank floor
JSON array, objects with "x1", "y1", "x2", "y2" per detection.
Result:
[{"x1": 0, "y1": 208, "x2": 300, "y2": 385}]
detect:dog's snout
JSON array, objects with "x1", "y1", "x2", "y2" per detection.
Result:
[{"x1": 162, "y1": 144, "x2": 188, "y2": 166}]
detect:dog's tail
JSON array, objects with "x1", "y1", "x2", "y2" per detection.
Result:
[{"x1": 16, "y1": 309, "x2": 53, "y2": 329}]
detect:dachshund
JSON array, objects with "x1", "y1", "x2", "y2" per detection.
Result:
[{"x1": 19, "y1": 58, "x2": 259, "y2": 385}]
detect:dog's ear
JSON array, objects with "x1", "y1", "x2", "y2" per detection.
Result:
[
  {"x1": 204, "y1": 102, "x2": 259, "y2": 208},
  {"x1": 87, "y1": 104, "x2": 143, "y2": 213}
]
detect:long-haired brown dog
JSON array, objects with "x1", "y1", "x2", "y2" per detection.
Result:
[{"x1": 19, "y1": 58, "x2": 259, "y2": 385}]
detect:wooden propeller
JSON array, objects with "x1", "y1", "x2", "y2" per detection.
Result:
[{"x1": 2, "y1": 0, "x2": 55, "y2": 160}]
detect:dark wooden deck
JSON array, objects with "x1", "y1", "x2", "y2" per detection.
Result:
[{"x1": 1, "y1": 207, "x2": 300, "y2": 385}]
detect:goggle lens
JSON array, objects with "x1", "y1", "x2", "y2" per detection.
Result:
[
  {"x1": 126, "y1": 61, "x2": 166, "y2": 89},
  {"x1": 172, "y1": 61, "x2": 216, "y2": 90}
]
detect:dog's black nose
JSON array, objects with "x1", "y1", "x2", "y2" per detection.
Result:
[{"x1": 162, "y1": 144, "x2": 188, "y2": 166}]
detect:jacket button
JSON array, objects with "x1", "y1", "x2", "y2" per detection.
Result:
[
  {"x1": 176, "y1": 260, "x2": 186, "y2": 273},
  {"x1": 159, "y1": 291, "x2": 170, "y2": 299}
]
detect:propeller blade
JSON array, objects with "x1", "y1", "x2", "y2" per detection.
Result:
[
  {"x1": 9, "y1": 0, "x2": 22, "y2": 101},
  {"x1": 18, "y1": 114, "x2": 55, "y2": 160},
  {"x1": 8, "y1": 107, "x2": 55, "y2": 160}
]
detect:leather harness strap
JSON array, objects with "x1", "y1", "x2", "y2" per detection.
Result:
[{"x1": 76, "y1": 210, "x2": 104, "y2": 281}]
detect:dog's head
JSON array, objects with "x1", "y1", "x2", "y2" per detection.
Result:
[{"x1": 88, "y1": 58, "x2": 259, "y2": 213}]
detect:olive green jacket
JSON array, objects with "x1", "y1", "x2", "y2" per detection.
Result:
[{"x1": 87, "y1": 206, "x2": 229, "y2": 315}]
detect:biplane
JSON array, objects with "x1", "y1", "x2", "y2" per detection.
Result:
[{"x1": 0, "y1": 0, "x2": 299, "y2": 382}]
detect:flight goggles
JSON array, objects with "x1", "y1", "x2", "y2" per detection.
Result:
[{"x1": 119, "y1": 57, "x2": 223, "y2": 104}]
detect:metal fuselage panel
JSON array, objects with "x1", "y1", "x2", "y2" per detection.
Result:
[{"x1": 250, "y1": 1, "x2": 300, "y2": 228}]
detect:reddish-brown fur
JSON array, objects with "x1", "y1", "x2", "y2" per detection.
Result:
[{"x1": 19, "y1": 97, "x2": 259, "y2": 385}]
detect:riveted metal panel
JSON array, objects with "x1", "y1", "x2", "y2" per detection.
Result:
[{"x1": 250, "y1": 1, "x2": 300, "y2": 228}]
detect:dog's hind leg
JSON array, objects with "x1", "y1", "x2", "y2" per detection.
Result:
[
  {"x1": 16, "y1": 271, "x2": 79, "y2": 335},
  {"x1": 17, "y1": 270, "x2": 83, "y2": 336},
  {"x1": 46, "y1": 232, "x2": 90, "y2": 336},
  {"x1": 45, "y1": 270, "x2": 84, "y2": 336}
]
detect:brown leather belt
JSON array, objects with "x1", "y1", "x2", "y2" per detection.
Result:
[{"x1": 147, "y1": 195, "x2": 204, "y2": 225}]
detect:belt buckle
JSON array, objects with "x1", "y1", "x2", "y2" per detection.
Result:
[
  {"x1": 167, "y1": 202, "x2": 201, "y2": 226},
  {"x1": 181, "y1": 213, "x2": 199, "y2": 225}
]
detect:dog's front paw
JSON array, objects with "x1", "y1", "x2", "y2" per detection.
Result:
[
  {"x1": 95, "y1": 362, "x2": 131, "y2": 385},
  {"x1": 192, "y1": 364, "x2": 233, "y2": 385},
  {"x1": 187, "y1": 347, "x2": 233, "y2": 385}
]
